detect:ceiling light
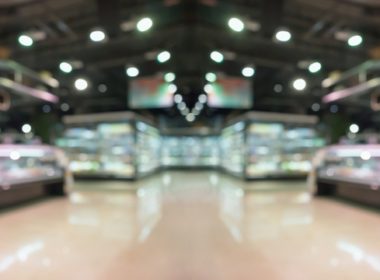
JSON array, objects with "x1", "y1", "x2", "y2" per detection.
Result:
[
  {"x1": 311, "y1": 103, "x2": 320, "y2": 112},
  {"x1": 210, "y1": 51, "x2": 224, "y2": 63},
  {"x1": 168, "y1": 84, "x2": 177, "y2": 94},
  {"x1": 21, "y1": 124, "x2": 32, "y2": 134},
  {"x1": 195, "y1": 102, "x2": 204, "y2": 110},
  {"x1": 42, "y1": 104, "x2": 51, "y2": 113},
  {"x1": 348, "y1": 34, "x2": 363, "y2": 47},
  {"x1": 361, "y1": 151, "x2": 371, "y2": 161},
  {"x1": 198, "y1": 94, "x2": 207, "y2": 103},
  {"x1": 89, "y1": 29, "x2": 106, "y2": 42},
  {"x1": 174, "y1": 94, "x2": 183, "y2": 103},
  {"x1": 177, "y1": 102, "x2": 186, "y2": 111},
  {"x1": 308, "y1": 62, "x2": 322, "y2": 73},
  {"x1": 275, "y1": 29, "x2": 291, "y2": 42},
  {"x1": 98, "y1": 84, "x2": 108, "y2": 93},
  {"x1": 228, "y1": 17, "x2": 245, "y2": 32},
  {"x1": 186, "y1": 113, "x2": 195, "y2": 122},
  {"x1": 349, "y1": 123, "x2": 359, "y2": 134},
  {"x1": 181, "y1": 108, "x2": 190, "y2": 115},
  {"x1": 60, "y1": 103, "x2": 70, "y2": 112},
  {"x1": 203, "y1": 84, "x2": 213, "y2": 95},
  {"x1": 74, "y1": 78, "x2": 89, "y2": 91},
  {"x1": 205, "y1": 72, "x2": 217, "y2": 83},
  {"x1": 59, "y1": 62, "x2": 73, "y2": 73},
  {"x1": 192, "y1": 109, "x2": 200, "y2": 116},
  {"x1": 242, "y1": 66, "x2": 255, "y2": 77},
  {"x1": 164, "y1": 72, "x2": 176, "y2": 83},
  {"x1": 157, "y1": 51, "x2": 171, "y2": 63},
  {"x1": 18, "y1": 34, "x2": 33, "y2": 47},
  {"x1": 330, "y1": 104, "x2": 339, "y2": 113},
  {"x1": 292, "y1": 78, "x2": 307, "y2": 91},
  {"x1": 274, "y1": 84, "x2": 283, "y2": 93},
  {"x1": 136, "y1": 17, "x2": 153, "y2": 32},
  {"x1": 126, "y1": 66, "x2": 139, "y2": 77}
]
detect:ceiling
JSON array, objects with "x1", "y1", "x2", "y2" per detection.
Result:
[{"x1": 0, "y1": 0, "x2": 379, "y2": 126}]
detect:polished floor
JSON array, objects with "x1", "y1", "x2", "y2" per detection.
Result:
[{"x1": 1, "y1": 171, "x2": 380, "y2": 279}]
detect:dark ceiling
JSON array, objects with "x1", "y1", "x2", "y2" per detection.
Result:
[{"x1": 0, "y1": 0, "x2": 379, "y2": 126}]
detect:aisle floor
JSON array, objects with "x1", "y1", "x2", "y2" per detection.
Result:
[{"x1": 1, "y1": 171, "x2": 380, "y2": 279}]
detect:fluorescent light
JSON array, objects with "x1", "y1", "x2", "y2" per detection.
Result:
[
  {"x1": 18, "y1": 35, "x2": 33, "y2": 47},
  {"x1": 136, "y1": 17, "x2": 153, "y2": 32},
  {"x1": 348, "y1": 34, "x2": 363, "y2": 47},
  {"x1": 242, "y1": 66, "x2": 255, "y2": 77},
  {"x1": 74, "y1": 78, "x2": 89, "y2": 91},
  {"x1": 164, "y1": 72, "x2": 176, "y2": 82},
  {"x1": 89, "y1": 29, "x2": 106, "y2": 42},
  {"x1": 210, "y1": 51, "x2": 224, "y2": 63},
  {"x1": 275, "y1": 29, "x2": 291, "y2": 42},
  {"x1": 157, "y1": 51, "x2": 171, "y2": 63},
  {"x1": 228, "y1": 17, "x2": 244, "y2": 32},
  {"x1": 126, "y1": 66, "x2": 139, "y2": 77},
  {"x1": 205, "y1": 72, "x2": 217, "y2": 82},
  {"x1": 21, "y1": 124, "x2": 32, "y2": 134},
  {"x1": 308, "y1": 62, "x2": 322, "y2": 73},
  {"x1": 349, "y1": 123, "x2": 359, "y2": 134},
  {"x1": 59, "y1": 62, "x2": 73, "y2": 73},
  {"x1": 292, "y1": 78, "x2": 307, "y2": 91}
]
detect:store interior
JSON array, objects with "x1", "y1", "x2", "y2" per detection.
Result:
[{"x1": 1, "y1": 0, "x2": 380, "y2": 279}]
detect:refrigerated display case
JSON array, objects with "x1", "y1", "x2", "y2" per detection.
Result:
[
  {"x1": 310, "y1": 145, "x2": 380, "y2": 207},
  {"x1": 0, "y1": 144, "x2": 70, "y2": 207},
  {"x1": 57, "y1": 112, "x2": 160, "y2": 179},
  {"x1": 221, "y1": 112, "x2": 325, "y2": 179},
  {"x1": 161, "y1": 135, "x2": 220, "y2": 167}
]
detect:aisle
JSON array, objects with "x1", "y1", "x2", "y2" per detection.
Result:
[{"x1": 1, "y1": 171, "x2": 380, "y2": 279}]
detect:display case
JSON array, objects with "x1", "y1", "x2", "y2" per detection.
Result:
[
  {"x1": 161, "y1": 135, "x2": 220, "y2": 168},
  {"x1": 221, "y1": 112, "x2": 325, "y2": 179},
  {"x1": 57, "y1": 112, "x2": 160, "y2": 179},
  {"x1": 0, "y1": 144, "x2": 70, "y2": 207},
  {"x1": 310, "y1": 145, "x2": 380, "y2": 207}
]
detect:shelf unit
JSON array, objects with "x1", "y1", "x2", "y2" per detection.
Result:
[{"x1": 221, "y1": 112, "x2": 325, "y2": 179}]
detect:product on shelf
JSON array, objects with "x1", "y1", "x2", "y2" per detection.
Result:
[
  {"x1": 309, "y1": 144, "x2": 380, "y2": 207},
  {"x1": 0, "y1": 144, "x2": 70, "y2": 207},
  {"x1": 57, "y1": 112, "x2": 160, "y2": 179},
  {"x1": 161, "y1": 135, "x2": 220, "y2": 167},
  {"x1": 221, "y1": 112, "x2": 325, "y2": 179}
]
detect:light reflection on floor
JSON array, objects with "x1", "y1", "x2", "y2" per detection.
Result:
[{"x1": 1, "y1": 171, "x2": 380, "y2": 279}]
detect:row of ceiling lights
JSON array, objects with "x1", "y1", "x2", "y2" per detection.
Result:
[
  {"x1": 18, "y1": 17, "x2": 154, "y2": 47},
  {"x1": 227, "y1": 17, "x2": 363, "y2": 47},
  {"x1": 174, "y1": 93, "x2": 207, "y2": 122}
]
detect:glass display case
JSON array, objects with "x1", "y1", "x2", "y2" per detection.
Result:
[
  {"x1": 310, "y1": 145, "x2": 380, "y2": 207},
  {"x1": 57, "y1": 112, "x2": 160, "y2": 179},
  {"x1": 161, "y1": 135, "x2": 220, "y2": 167},
  {"x1": 221, "y1": 112, "x2": 325, "y2": 179},
  {"x1": 0, "y1": 144, "x2": 69, "y2": 207}
]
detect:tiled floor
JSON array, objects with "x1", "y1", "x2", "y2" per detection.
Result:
[{"x1": 1, "y1": 171, "x2": 380, "y2": 279}]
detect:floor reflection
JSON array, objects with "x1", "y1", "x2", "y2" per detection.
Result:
[
  {"x1": 68, "y1": 177, "x2": 163, "y2": 242},
  {"x1": 218, "y1": 175, "x2": 313, "y2": 242}
]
